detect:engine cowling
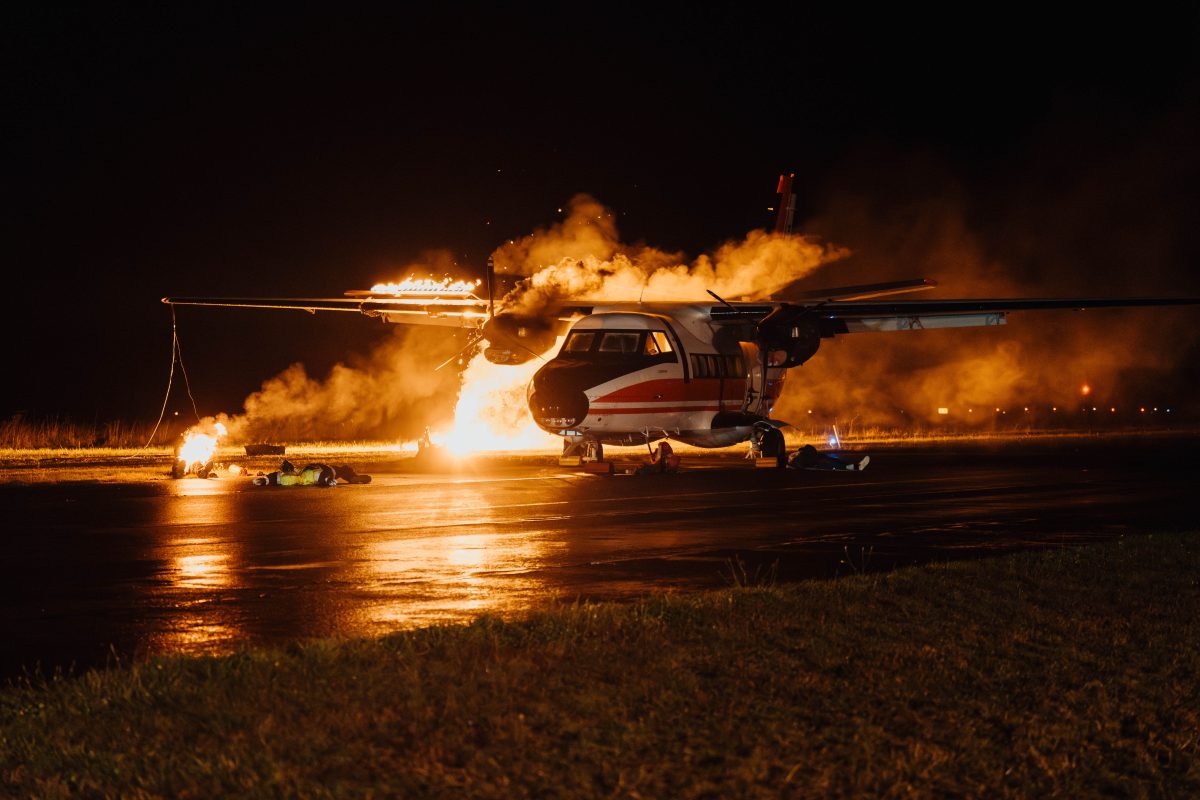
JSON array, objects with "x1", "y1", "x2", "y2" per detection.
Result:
[
  {"x1": 481, "y1": 313, "x2": 560, "y2": 365},
  {"x1": 756, "y1": 303, "x2": 822, "y2": 367}
]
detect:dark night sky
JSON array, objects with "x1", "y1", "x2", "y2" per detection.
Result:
[{"x1": 5, "y1": 6, "x2": 1199, "y2": 421}]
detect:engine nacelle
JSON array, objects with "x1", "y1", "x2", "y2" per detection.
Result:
[
  {"x1": 756, "y1": 304, "x2": 822, "y2": 367},
  {"x1": 482, "y1": 313, "x2": 560, "y2": 365}
]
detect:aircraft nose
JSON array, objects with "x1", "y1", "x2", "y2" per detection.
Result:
[{"x1": 528, "y1": 362, "x2": 590, "y2": 431}]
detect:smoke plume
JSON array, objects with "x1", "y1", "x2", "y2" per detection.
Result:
[
  {"x1": 494, "y1": 194, "x2": 848, "y2": 317},
  {"x1": 211, "y1": 325, "x2": 462, "y2": 443},
  {"x1": 774, "y1": 120, "x2": 1200, "y2": 428}
]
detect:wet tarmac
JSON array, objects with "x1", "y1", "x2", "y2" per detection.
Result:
[{"x1": 2, "y1": 435, "x2": 1197, "y2": 679}]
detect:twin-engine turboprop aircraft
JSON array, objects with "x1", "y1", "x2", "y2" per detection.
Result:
[
  {"x1": 164, "y1": 175, "x2": 1199, "y2": 465},
  {"x1": 163, "y1": 273, "x2": 1199, "y2": 465}
]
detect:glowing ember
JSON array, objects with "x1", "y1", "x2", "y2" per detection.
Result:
[
  {"x1": 370, "y1": 276, "x2": 481, "y2": 297},
  {"x1": 429, "y1": 338, "x2": 564, "y2": 455},
  {"x1": 178, "y1": 422, "x2": 227, "y2": 472}
]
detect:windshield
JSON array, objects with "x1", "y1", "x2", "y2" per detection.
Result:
[{"x1": 560, "y1": 329, "x2": 677, "y2": 364}]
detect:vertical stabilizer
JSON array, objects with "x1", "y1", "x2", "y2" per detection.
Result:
[{"x1": 774, "y1": 173, "x2": 796, "y2": 234}]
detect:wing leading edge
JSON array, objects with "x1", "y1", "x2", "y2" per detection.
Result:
[
  {"x1": 709, "y1": 296, "x2": 1200, "y2": 334},
  {"x1": 162, "y1": 295, "x2": 491, "y2": 328}
]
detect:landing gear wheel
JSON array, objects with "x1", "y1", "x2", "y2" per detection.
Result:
[{"x1": 759, "y1": 427, "x2": 786, "y2": 469}]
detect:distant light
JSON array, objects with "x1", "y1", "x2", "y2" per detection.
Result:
[
  {"x1": 1052, "y1": 407, "x2": 1058, "y2": 412},
  {"x1": 808, "y1": 409, "x2": 813, "y2": 414},
  {"x1": 995, "y1": 408, "x2": 1001, "y2": 412},
  {"x1": 828, "y1": 436, "x2": 838, "y2": 447},
  {"x1": 1140, "y1": 407, "x2": 1146, "y2": 413},
  {"x1": 1110, "y1": 407, "x2": 1116, "y2": 413},
  {"x1": 1081, "y1": 384, "x2": 1092, "y2": 396},
  {"x1": 968, "y1": 408, "x2": 973, "y2": 413},
  {"x1": 937, "y1": 407, "x2": 949, "y2": 415},
  {"x1": 1167, "y1": 408, "x2": 1172, "y2": 413},
  {"x1": 1023, "y1": 407, "x2": 1029, "y2": 412},
  {"x1": 1092, "y1": 407, "x2": 1097, "y2": 412}
]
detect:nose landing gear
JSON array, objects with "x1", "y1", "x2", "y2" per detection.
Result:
[{"x1": 559, "y1": 435, "x2": 604, "y2": 467}]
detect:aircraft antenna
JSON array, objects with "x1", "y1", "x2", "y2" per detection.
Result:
[
  {"x1": 486, "y1": 255, "x2": 496, "y2": 318},
  {"x1": 706, "y1": 289, "x2": 737, "y2": 311}
]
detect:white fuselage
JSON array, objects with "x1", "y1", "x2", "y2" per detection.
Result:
[{"x1": 527, "y1": 307, "x2": 786, "y2": 447}]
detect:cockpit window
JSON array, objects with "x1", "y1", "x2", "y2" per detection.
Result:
[
  {"x1": 562, "y1": 331, "x2": 596, "y2": 353},
  {"x1": 560, "y1": 328, "x2": 678, "y2": 365},
  {"x1": 598, "y1": 332, "x2": 642, "y2": 353}
]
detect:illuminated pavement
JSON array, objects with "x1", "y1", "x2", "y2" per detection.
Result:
[{"x1": 2, "y1": 435, "x2": 1197, "y2": 678}]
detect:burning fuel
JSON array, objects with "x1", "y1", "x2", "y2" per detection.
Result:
[
  {"x1": 370, "y1": 277, "x2": 482, "y2": 297},
  {"x1": 176, "y1": 422, "x2": 227, "y2": 475}
]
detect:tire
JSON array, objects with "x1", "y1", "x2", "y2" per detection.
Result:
[{"x1": 761, "y1": 428, "x2": 786, "y2": 468}]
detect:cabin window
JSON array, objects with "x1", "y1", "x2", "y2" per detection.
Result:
[
  {"x1": 690, "y1": 353, "x2": 746, "y2": 378},
  {"x1": 648, "y1": 331, "x2": 673, "y2": 354}
]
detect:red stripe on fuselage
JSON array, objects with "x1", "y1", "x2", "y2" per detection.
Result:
[
  {"x1": 593, "y1": 378, "x2": 740, "y2": 404},
  {"x1": 591, "y1": 405, "x2": 724, "y2": 415}
]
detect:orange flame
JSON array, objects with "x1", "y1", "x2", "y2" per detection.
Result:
[
  {"x1": 428, "y1": 339, "x2": 563, "y2": 455},
  {"x1": 178, "y1": 422, "x2": 227, "y2": 472},
  {"x1": 370, "y1": 276, "x2": 481, "y2": 297}
]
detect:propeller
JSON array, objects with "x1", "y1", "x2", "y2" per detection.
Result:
[
  {"x1": 707, "y1": 290, "x2": 823, "y2": 368},
  {"x1": 755, "y1": 302, "x2": 822, "y2": 367}
]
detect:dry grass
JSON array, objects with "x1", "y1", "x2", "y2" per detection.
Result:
[
  {"x1": 3, "y1": 534, "x2": 1197, "y2": 797},
  {"x1": 0, "y1": 416, "x2": 165, "y2": 450}
]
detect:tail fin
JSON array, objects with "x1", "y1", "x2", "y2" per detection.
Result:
[{"x1": 774, "y1": 173, "x2": 796, "y2": 234}]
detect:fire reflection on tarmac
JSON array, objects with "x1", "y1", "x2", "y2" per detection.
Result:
[
  {"x1": 357, "y1": 530, "x2": 562, "y2": 630},
  {"x1": 1, "y1": 435, "x2": 1197, "y2": 678},
  {"x1": 146, "y1": 494, "x2": 248, "y2": 658}
]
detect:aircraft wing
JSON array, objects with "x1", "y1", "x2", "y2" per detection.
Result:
[
  {"x1": 162, "y1": 294, "x2": 491, "y2": 328},
  {"x1": 710, "y1": 296, "x2": 1200, "y2": 333}
]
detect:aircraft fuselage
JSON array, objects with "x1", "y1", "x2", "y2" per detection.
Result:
[{"x1": 527, "y1": 308, "x2": 786, "y2": 448}]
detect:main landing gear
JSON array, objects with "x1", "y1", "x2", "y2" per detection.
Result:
[{"x1": 750, "y1": 424, "x2": 787, "y2": 469}]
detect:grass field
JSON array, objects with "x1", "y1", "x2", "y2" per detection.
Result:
[{"x1": 3, "y1": 533, "x2": 1197, "y2": 797}]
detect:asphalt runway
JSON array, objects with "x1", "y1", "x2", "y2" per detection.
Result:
[{"x1": 2, "y1": 435, "x2": 1197, "y2": 679}]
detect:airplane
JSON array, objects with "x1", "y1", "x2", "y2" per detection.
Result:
[{"x1": 163, "y1": 180, "x2": 1200, "y2": 467}]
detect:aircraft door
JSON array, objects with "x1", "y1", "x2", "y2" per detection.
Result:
[
  {"x1": 739, "y1": 341, "x2": 767, "y2": 415},
  {"x1": 738, "y1": 341, "x2": 786, "y2": 417}
]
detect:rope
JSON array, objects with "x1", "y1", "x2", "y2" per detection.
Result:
[
  {"x1": 175, "y1": 330, "x2": 201, "y2": 423},
  {"x1": 144, "y1": 305, "x2": 201, "y2": 448}
]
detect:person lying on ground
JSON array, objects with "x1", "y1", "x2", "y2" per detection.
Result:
[
  {"x1": 788, "y1": 444, "x2": 870, "y2": 472},
  {"x1": 252, "y1": 460, "x2": 372, "y2": 487}
]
